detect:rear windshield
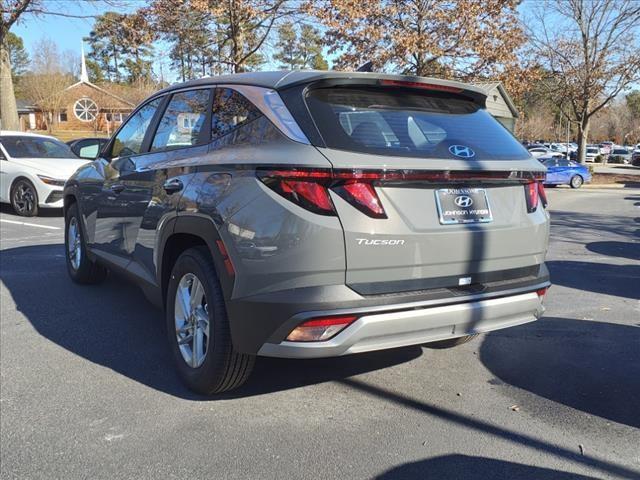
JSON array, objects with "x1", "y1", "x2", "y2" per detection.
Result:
[
  {"x1": 305, "y1": 87, "x2": 529, "y2": 160},
  {"x1": 0, "y1": 136, "x2": 76, "y2": 159}
]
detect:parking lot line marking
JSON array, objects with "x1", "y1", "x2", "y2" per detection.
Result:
[{"x1": 0, "y1": 219, "x2": 61, "y2": 230}]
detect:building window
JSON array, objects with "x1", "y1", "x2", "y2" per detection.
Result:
[
  {"x1": 106, "y1": 112, "x2": 124, "y2": 122},
  {"x1": 58, "y1": 110, "x2": 68, "y2": 122},
  {"x1": 74, "y1": 97, "x2": 98, "y2": 122}
]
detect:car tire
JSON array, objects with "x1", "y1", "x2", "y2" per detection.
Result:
[
  {"x1": 423, "y1": 334, "x2": 478, "y2": 349},
  {"x1": 570, "y1": 175, "x2": 584, "y2": 189},
  {"x1": 65, "y1": 202, "x2": 107, "y2": 284},
  {"x1": 11, "y1": 178, "x2": 39, "y2": 217},
  {"x1": 166, "y1": 246, "x2": 255, "y2": 395}
]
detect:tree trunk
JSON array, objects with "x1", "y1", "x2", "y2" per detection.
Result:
[
  {"x1": 0, "y1": 40, "x2": 20, "y2": 130},
  {"x1": 576, "y1": 116, "x2": 590, "y2": 164}
]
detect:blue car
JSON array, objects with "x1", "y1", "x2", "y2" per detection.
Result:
[{"x1": 540, "y1": 156, "x2": 591, "y2": 188}]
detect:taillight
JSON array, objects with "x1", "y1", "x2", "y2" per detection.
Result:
[
  {"x1": 538, "y1": 182, "x2": 548, "y2": 208},
  {"x1": 333, "y1": 182, "x2": 386, "y2": 218},
  {"x1": 258, "y1": 169, "x2": 388, "y2": 218},
  {"x1": 259, "y1": 168, "x2": 545, "y2": 218},
  {"x1": 259, "y1": 170, "x2": 335, "y2": 216},
  {"x1": 286, "y1": 315, "x2": 358, "y2": 342},
  {"x1": 524, "y1": 181, "x2": 539, "y2": 213}
]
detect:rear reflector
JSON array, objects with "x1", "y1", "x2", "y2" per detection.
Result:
[
  {"x1": 286, "y1": 315, "x2": 358, "y2": 342},
  {"x1": 216, "y1": 239, "x2": 235, "y2": 276},
  {"x1": 536, "y1": 287, "x2": 549, "y2": 303}
]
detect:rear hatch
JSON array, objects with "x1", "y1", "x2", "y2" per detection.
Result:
[{"x1": 277, "y1": 79, "x2": 549, "y2": 295}]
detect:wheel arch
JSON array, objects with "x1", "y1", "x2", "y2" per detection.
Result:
[
  {"x1": 10, "y1": 175, "x2": 37, "y2": 196},
  {"x1": 159, "y1": 215, "x2": 233, "y2": 308}
]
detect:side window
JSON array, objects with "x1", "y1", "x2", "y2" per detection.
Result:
[
  {"x1": 77, "y1": 141, "x2": 101, "y2": 159},
  {"x1": 151, "y1": 89, "x2": 211, "y2": 152},
  {"x1": 211, "y1": 88, "x2": 262, "y2": 139},
  {"x1": 111, "y1": 98, "x2": 163, "y2": 158},
  {"x1": 557, "y1": 159, "x2": 570, "y2": 167}
]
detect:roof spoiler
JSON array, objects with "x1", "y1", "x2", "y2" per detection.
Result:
[{"x1": 275, "y1": 73, "x2": 488, "y2": 107}]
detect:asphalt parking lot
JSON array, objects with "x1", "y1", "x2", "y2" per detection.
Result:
[{"x1": 1, "y1": 188, "x2": 639, "y2": 480}]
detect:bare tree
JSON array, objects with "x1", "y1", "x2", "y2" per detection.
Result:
[
  {"x1": 153, "y1": 0, "x2": 291, "y2": 74},
  {"x1": 21, "y1": 38, "x2": 73, "y2": 132},
  {"x1": 1, "y1": 0, "x2": 111, "y2": 129},
  {"x1": 308, "y1": 0, "x2": 537, "y2": 100},
  {"x1": 1, "y1": 0, "x2": 32, "y2": 129},
  {"x1": 527, "y1": 0, "x2": 640, "y2": 163}
]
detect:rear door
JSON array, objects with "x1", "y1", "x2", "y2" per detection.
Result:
[
  {"x1": 297, "y1": 83, "x2": 549, "y2": 294},
  {"x1": 555, "y1": 158, "x2": 573, "y2": 183}
]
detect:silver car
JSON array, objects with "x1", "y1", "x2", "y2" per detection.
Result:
[{"x1": 62, "y1": 71, "x2": 551, "y2": 394}]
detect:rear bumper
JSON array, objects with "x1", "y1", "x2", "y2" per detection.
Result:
[
  {"x1": 226, "y1": 264, "x2": 550, "y2": 357},
  {"x1": 257, "y1": 290, "x2": 545, "y2": 358}
]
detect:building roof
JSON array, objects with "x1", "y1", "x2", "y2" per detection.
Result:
[
  {"x1": 64, "y1": 80, "x2": 135, "y2": 108},
  {"x1": 16, "y1": 99, "x2": 36, "y2": 113},
  {"x1": 154, "y1": 70, "x2": 489, "y2": 100},
  {"x1": 473, "y1": 81, "x2": 519, "y2": 118}
]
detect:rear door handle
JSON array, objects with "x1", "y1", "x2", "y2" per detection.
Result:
[
  {"x1": 110, "y1": 184, "x2": 125, "y2": 194},
  {"x1": 163, "y1": 178, "x2": 183, "y2": 194}
]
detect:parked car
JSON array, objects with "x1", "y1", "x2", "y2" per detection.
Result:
[
  {"x1": 599, "y1": 141, "x2": 613, "y2": 155},
  {"x1": 631, "y1": 149, "x2": 640, "y2": 166},
  {"x1": 62, "y1": 71, "x2": 551, "y2": 394},
  {"x1": 528, "y1": 147, "x2": 564, "y2": 158},
  {"x1": 540, "y1": 156, "x2": 591, "y2": 188},
  {"x1": 0, "y1": 131, "x2": 90, "y2": 216},
  {"x1": 609, "y1": 148, "x2": 632, "y2": 164},
  {"x1": 66, "y1": 137, "x2": 109, "y2": 160},
  {"x1": 569, "y1": 146, "x2": 600, "y2": 162},
  {"x1": 550, "y1": 143, "x2": 576, "y2": 154}
]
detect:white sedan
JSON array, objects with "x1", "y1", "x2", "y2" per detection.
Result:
[
  {"x1": 528, "y1": 147, "x2": 565, "y2": 159},
  {"x1": 0, "y1": 131, "x2": 91, "y2": 216}
]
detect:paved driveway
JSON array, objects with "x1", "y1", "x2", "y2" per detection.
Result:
[{"x1": 1, "y1": 189, "x2": 639, "y2": 480}]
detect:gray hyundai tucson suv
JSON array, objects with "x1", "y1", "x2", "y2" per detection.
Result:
[{"x1": 63, "y1": 71, "x2": 550, "y2": 394}]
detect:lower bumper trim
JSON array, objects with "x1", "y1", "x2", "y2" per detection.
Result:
[{"x1": 257, "y1": 291, "x2": 544, "y2": 359}]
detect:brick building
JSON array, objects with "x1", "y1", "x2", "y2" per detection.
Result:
[{"x1": 19, "y1": 47, "x2": 135, "y2": 134}]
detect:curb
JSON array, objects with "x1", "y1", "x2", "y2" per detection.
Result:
[{"x1": 582, "y1": 183, "x2": 637, "y2": 189}]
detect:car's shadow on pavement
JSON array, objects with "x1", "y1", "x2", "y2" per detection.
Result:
[
  {"x1": 375, "y1": 455, "x2": 598, "y2": 479},
  {"x1": 546, "y1": 260, "x2": 640, "y2": 300},
  {"x1": 480, "y1": 316, "x2": 640, "y2": 428},
  {"x1": 0, "y1": 243, "x2": 421, "y2": 401}
]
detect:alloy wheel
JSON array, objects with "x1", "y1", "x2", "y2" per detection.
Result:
[
  {"x1": 13, "y1": 182, "x2": 36, "y2": 215},
  {"x1": 174, "y1": 273, "x2": 210, "y2": 368},
  {"x1": 67, "y1": 217, "x2": 82, "y2": 270},
  {"x1": 571, "y1": 176, "x2": 583, "y2": 188}
]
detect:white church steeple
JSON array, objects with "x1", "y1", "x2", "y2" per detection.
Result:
[{"x1": 80, "y1": 41, "x2": 89, "y2": 83}]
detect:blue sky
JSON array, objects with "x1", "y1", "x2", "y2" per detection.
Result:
[{"x1": 12, "y1": 1, "x2": 138, "y2": 54}]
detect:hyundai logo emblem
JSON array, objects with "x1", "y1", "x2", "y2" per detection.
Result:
[
  {"x1": 454, "y1": 195, "x2": 474, "y2": 208},
  {"x1": 449, "y1": 145, "x2": 475, "y2": 158}
]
